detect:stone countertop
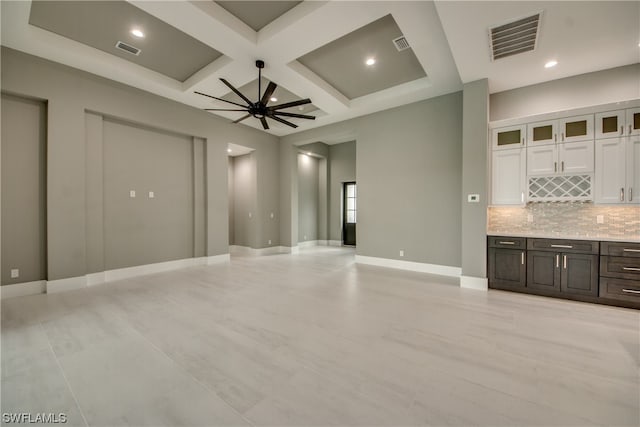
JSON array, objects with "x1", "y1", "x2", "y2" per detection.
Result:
[{"x1": 487, "y1": 231, "x2": 640, "y2": 243}]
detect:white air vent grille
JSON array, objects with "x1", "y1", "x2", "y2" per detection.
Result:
[
  {"x1": 392, "y1": 36, "x2": 410, "y2": 52},
  {"x1": 115, "y1": 41, "x2": 141, "y2": 56},
  {"x1": 489, "y1": 13, "x2": 541, "y2": 61}
]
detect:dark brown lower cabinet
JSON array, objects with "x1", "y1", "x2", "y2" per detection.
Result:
[
  {"x1": 488, "y1": 248, "x2": 526, "y2": 290},
  {"x1": 526, "y1": 251, "x2": 560, "y2": 292},
  {"x1": 561, "y1": 253, "x2": 599, "y2": 296}
]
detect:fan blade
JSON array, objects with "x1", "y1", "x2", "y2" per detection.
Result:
[
  {"x1": 268, "y1": 98, "x2": 312, "y2": 111},
  {"x1": 204, "y1": 109, "x2": 250, "y2": 112},
  {"x1": 273, "y1": 111, "x2": 316, "y2": 120},
  {"x1": 220, "y1": 78, "x2": 254, "y2": 106},
  {"x1": 268, "y1": 114, "x2": 298, "y2": 128},
  {"x1": 260, "y1": 82, "x2": 278, "y2": 106},
  {"x1": 232, "y1": 114, "x2": 251, "y2": 124},
  {"x1": 194, "y1": 91, "x2": 248, "y2": 108},
  {"x1": 260, "y1": 117, "x2": 270, "y2": 130}
]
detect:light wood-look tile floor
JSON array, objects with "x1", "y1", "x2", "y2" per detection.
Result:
[{"x1": 2, "y1": 247, "x2": 639, "y2": 426}]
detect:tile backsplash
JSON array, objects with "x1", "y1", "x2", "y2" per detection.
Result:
[{"x1": 488, "y1": 203, "x2": 640, "y2": 241}]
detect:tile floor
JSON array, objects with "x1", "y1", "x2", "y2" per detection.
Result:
[{"x1": 1, "y1": 247, "x2": 639, "y2": 426}]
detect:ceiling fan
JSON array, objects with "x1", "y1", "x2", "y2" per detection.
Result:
[{"x1": 195, "y1": 60, "x2": 315, "y2": 130}]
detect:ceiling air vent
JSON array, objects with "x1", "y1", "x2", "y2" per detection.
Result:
[
  {"x1": 392, "y1": 36, "x2": 410, "y2": 52},
  {"x1": 489, "y1": 12, "x2": 541, "y2": 61},
  {"x1": 115, "y1": 41, "x2": 141, "y2": 56}
]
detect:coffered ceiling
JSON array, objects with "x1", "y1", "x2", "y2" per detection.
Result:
[{"x1": 1, "y1": 1, "x2": 638, "y2": 136}]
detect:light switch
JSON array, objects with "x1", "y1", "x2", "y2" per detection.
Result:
[
  {"x1": 399, "y1": 250, "x2": 404, "y2": 257},
  {"x1": 149, "y1": 191, "x2": 155, "y2": 198},
  {"x1": 270, "y1": 212, "x2": 274, "y2": 219},
  {"x1": 129, "y1": 190, "x2": 136, "y2": 198},
  {"x1": 467, "y1": 194, "x2": 480, "y2": 203},
  {"x1": 10, "y1": 269, "x2": 19, "y2": 278},
  {"x1": 268, "y1": 239, "x2": 272, "y2": 245},
  {"x1": 596, "y1": 215, "x2": 604, "y2": 224}
]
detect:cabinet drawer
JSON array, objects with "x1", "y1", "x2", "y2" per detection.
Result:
[
  {"x1": 601, "y1": 241, "x2": 640, "y2": 257},
  {"x1": 600, "y1": 256, "x2": 640, "y2": 280},
  {"x1": 488, "y1": 236, "x2": 526, "y2": 249},
  {"x1": 527, "y1": 238, "x2": 599, "y2": 254},
  {"x1": 599, "y1": 277, "x2": 640, "y2": 303}
]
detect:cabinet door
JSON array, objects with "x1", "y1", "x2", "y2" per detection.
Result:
[
  {"x1": 595, "y1": 138, "x2": 626, "y2": 204},
  {"x1": 558, "y1": 141, "x2": 594, "y2": 174},
  {"x1": 527, "y1": 120, "x2": 557, "y2": 146},
  {"x1": 492, "y1": 125, "x2": 526, "y2": 150},
  {"x1": 595, "y1": 110, "x2": 625, "y2": 139},
  {"x1": 559, "y1": 114, "x2": 594, "y2": 143},
  {"x1": 492, "y1": 148, "x2": 525, "y2": 204},
  {"x1": 527, "y1": 145, "x2": 557, "y2": 176},
  {"x1": 627, "y1": 135, "x2": 640, "y2": 204},
  {"x1": 560, "y1": 253, "x2": 598, "y2": 296},
  {"x1": 627, "y1": 107, "x2": 640, "y2": 136},
  {"x1": 488, "y1": 248, "x2": 526, "y2": 290},
  {"x1": 527, "y1": 251, "x2": 561, "y2": 292}
]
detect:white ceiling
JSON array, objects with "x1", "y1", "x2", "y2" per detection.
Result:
[{"x1": 1, "y1": 1, "x2": 638, "y2": 136}]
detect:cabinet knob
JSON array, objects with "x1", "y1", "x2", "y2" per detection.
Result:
[
  {"x1": 621, "y1": 188, "x2": 625, "y2": 202},
  {"x1": 620, "y1": 125, "x2": 624, "y2": 136},
  {"x1": 561, "y1": 132, "x2": 565, "y2": 141},
  {"x1": 521, "y1": 252, "x2": 525, "y2": 265},
  {"x1": 554, "y1": 162, "x2": 557, "y2": 173},
  {"x1": 556, "y1": 254, "x2": 560, "y2": 268},
  {"x1": 563, "y1": 255, "x2": 567, "y2": 269},
  {"x1": 561, "y1": 161, "x2": 564, "y2": 172},
  {"x1": 629, "y1": 188, "x2": 633, "y2": 202},
  {"x1": 630, "y1": 124, "x2": 633, "y2": 134}
]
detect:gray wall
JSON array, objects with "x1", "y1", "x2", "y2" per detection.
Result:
[
  {"x1": 490, "y1": 64, "x2": 640, "y2": 121},
  {"x1": 1, "y1": 47, "x2": 279, "y2": 282},
  {"x1": 297, "y1": 154, "x2": 319, "y2": 242},
  {"x1": 232, "y1": 153, "x2": 257, "y2": 247},
  {"x1": 328, "y1": 141, "x2": 356, "y2": 242},
  {"x1": 228, "y1": 157, "x2": 234, "y2": 245},
  {"x1": 461, "y1": 79, "x2": 489, "y2": 280},
  {"x1": 1, "y1": 94, "x2": 47, "y2": 285},
  {"x1": 282, "y1": 93, "x2": 463, "y2": 267}
]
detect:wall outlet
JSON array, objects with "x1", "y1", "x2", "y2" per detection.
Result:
[
  {"x1": 148, "y1": 191, "x2": 154, "y2": 198},
  {"x1": 129, "y1": 190, "x2": 136, "y2": 198},
  {"x1": 527, "y1": 214, "x2": 534, "y2": 223},
  {"x1": 304, "y1": 235, "x2": 307, "y2": 240},
  {"x1": 268, "y1": 239, "x2": 272, "y2": 245},
  {"x1": 10, "y1": 269, "x2": 19, "y2": 278},
  {"x1": 596, "y1": 215, "x2": 604, "y2": 224},
  {"x1": 399, "y1": 250, "x2": 404, "y2": 257},
  {"x1": 467, "y1": 194, "x2": 480, "y2": 203}
]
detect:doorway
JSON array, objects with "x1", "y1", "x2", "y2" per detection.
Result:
[{"x1": 342, "y1": 182, "x2": 356, "y2": 246}]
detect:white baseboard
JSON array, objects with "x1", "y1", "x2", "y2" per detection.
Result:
[
  {"x1": 355, "y1": 255, "x2": 462, "y2": 278},
  {"x1": 298, "y1": 240, "x2": 319, "y2": 248},
  {"x1": 0, "y1": 280, "x2": 46, "y2": 299},
  {"x1": 329, "y1": 240, "x2": 342, "y2": 247},
  {"x1": 86, "y1": 272, "x2": 106, "y2": 286},
  {"x1": 230, "y1": 245, "x2": 284, "y2": 256},
  {"x1": 317, "y1": 240, "x2": 329, "y2": 246},
  {"x1": 47, "y1": 276, "x2": 87, "y2": 294},
  {"x1": 205, "y1": 254, "x2": 230, "y2": 264},
  {"x1": 460, "y1": 275, "x2": 488, "y2": 291}
]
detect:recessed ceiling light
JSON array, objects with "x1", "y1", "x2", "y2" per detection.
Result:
[
  {"x1": 270, "y1": 97, "x2": 278, "y2": 103},
  {"x1": 365, "y1": 58, "x2": 376, "y2": 66},
  {"x1": 227, "y1": 148, "x2": 232, "y2": 153},
  {"x1": 131, "y1": 29, "x2": 144, "y2": 38},
  {"x1": 544, "y1": 60, "x2": 558, "y2": 68},
  {"x1": 298, "y1": 106, "x2": 305, "y2": 111}
]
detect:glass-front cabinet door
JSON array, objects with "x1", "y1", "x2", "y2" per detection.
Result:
[
  {"x1": 596, "y1": 110, "x2": 625, "y2": 139},
  {"x1": 527, "y1": 120, "x2": 557, "y2": 146},
  {"x1": 559, "y1": 114, "x2": 594, "y2": 143},
  {"x1": 492, "y1": 125, "x2": 526, "y2": 150},
  {"x1": 627, "y1": 108, "x2": 640, "y2": 136}
]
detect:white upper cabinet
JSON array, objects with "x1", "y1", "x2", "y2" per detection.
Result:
[
  {"x1": 558, "y1": 114, "x2": 594, "y2": 143},
  {"x1": 527, "y1": 144, "x2": 557, "y2": 176},
  {"x1": 492, "y1": 125, "x2": 526, "y2": 150},
  {"x1": 492, "y1": 148, "x2": 526, "y2": 205},
  {"x1": 595, "y1": 136, "x2": 640, "y2": 204},
  {"x1": 627, "y1": 135, "x2": 640, "y2": 203},
  {"x1": 627, "y1": 107, "x2": 640, "y2": 136},
  {"x1": 527, "y1": 120, "x2": 557, "y2": 146},
  {"x1": 527, "y1": 141, "x2": 593, "y2": 176},
  {"x1": 595, "y1": 110, "x2": 625, "y2": 139}
]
